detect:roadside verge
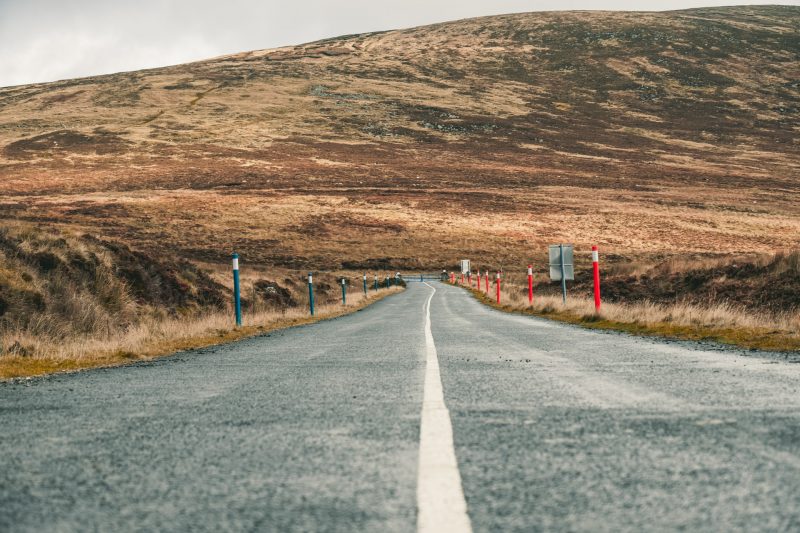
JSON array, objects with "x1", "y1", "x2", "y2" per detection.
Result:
[
  {"x1": 1, "y1": 287, "x2": 404, "y2": 380},
  {"x1": 455, "y1": 284, "x2": 800, "y2": 353}
]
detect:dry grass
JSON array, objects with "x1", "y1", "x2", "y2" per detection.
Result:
[
  {"x1": 461, "y1": 283, "x2": 800, "y2": 352},
  {"x1": 0, "y1": 286, "x2": 402, "y2": 379},
  {"x1": 1, "y1": 8, "x2": 798, "y2": 369},
  {"x1": 0, "y1": 7, "x2": 798, "y2": 274}
]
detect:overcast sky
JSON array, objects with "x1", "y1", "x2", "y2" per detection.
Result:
[{"x1": 1, "y1": 0, "x2": 797, "y2": 88}]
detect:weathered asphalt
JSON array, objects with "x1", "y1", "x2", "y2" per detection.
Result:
[
  {"x1": 431, "y1": 282, "x2": 800, "y2": 532},
  {"x1": 0, "y1": 290, "x2": 427, "y2": 532},
  {"x1": 2, "y1": 282, "x2": 800, "y2": 532}
]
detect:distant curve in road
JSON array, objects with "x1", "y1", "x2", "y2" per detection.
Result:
[{"x1": 2, "y1": 282, "x2": 799, "y2": 532}]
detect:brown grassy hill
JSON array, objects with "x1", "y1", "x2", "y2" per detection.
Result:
[{"x1": 1, "y1": 6, "x2": 798, "y2": 271}]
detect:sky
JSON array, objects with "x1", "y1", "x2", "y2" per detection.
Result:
[{"x1": 1, "y1": 0, "x2": 797, "y2": 88}]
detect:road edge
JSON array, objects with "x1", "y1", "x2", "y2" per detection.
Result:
[
  {"x1": 452, "y1": 284, "x2": 800, "y2": 356},
  {"x1": 1, "y1": 287, "x2": 405, "y2": 382}
]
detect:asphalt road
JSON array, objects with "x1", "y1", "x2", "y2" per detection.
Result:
[{"x1": 2, "y1": 282, "x2": 800, "y2": 532}]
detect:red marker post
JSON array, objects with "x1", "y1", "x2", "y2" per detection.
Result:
[
  {"x1": 496, "y1": 271, "x2": 501, "y2": 304},
  {"x1": 592, "y1": 245, "x2": 601, "y2": 312},
  {"x1": 527, "y1": 264, "x2": 533, "y2": 305}
]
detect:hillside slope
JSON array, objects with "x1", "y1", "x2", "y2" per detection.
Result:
[{"x1": 0, "y1": 6, "x2": 798, "y2": 270}]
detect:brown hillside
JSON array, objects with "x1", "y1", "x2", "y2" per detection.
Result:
[{"x1": 0, "y1": 6, "x2": 798, "y2": 271}]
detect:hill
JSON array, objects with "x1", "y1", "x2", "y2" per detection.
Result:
[{"x1": 1, "y1": 6, "x2": 798, "y2": 270}]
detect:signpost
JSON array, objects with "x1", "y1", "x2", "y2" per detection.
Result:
[
  {"x1": 460, "y1": 259, "x2": 470, "y2": 274},
  {"x1": 549, "y1": 244, "x2": 574, "y2": 304}
]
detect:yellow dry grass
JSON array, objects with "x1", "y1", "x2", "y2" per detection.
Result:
[
  {"x1": 0, "y1": 286, "x2": 403, "y2": 380},
  {"x1": 460, "y1": 283, "x2": 800, "y2": 352},
  {"x1": 1, "y1": 7, "x2": 798, "y2": 373}
]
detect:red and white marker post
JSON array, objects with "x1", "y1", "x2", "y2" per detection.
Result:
[
  {"x1": 450, "y1": 272, "x2": 455, "y2": 284},
  {"x1": 592, "y1": 245, "x2": 601, "y2": 312},
  {"x1": 496, "y1": 271, "x2": 501, "y2": 304},
  {"x1": 527, "y1": 264, "x2": 534, "y2": 305}
]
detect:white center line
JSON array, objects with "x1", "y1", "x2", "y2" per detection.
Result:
[{"x1": 417, "y1": 282, "x2": 472, "y2": 533}]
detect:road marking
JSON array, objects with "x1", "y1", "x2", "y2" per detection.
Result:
[{"x1": 417, "y1": 282, "x2": 472, "y2": 533}]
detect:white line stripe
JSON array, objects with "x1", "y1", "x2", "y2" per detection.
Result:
[{"x1": 417, "y1": 282, "x2": 472, "y2": 533}]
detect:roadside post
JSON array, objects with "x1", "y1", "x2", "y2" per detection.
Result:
[
  {"x1": 549, "y1": 244, "x2": 574, "y2": 304},
  {"x1": 496, "y1": 271, "x2": 501, "y2": 304},
  {"x1": 484, "y1": 270, "x2": 489, "y2": 293},
  {"x1": 341, "y1": 278, "x2": 347, "y2": 305},
  {"x1": 308, "y1": 272, "x2": 315, "y2": 316},
  {"x1": 450, "y1": 272, "x2": 455, "y2": 284},
  {"x1": 459, "y1": 259, "x2": 468, "y2": 286},
  {"x1": 385, "y1": 274, "x2": 389, "y2": 288},
  {"x1": 592, "y1": 245, "x2": 602, "y2": 312},
  {"x1": 232, "y1": 252, "x2": 242, "y2": 326},
  {"x1": 363, "y1": 273, "x2": 368, "y2": 295},
  {"x1": 560, "y1": 245, "x2": 567, "y2": 303},
  {"x1": 527, "y1": 264, "x2": 534, "y2": 304},
  {"x1": 374, "y1": 274, "x2": 378, "y2": 291}
]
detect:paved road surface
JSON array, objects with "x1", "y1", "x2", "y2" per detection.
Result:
[{"x1": 2, "y1": 282, "x2": 799, "y2": 532}]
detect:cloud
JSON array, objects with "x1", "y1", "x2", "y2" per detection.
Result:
[{"x1": 0, "y1": 0, "x2": 796, "y2": 87}]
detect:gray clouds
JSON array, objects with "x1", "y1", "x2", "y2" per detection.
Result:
[{"x1": 0, "y1": 0, "x2": 796, "y2": 87}]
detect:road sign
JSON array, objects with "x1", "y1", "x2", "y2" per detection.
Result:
[
  {"x1": 548, "y1": 245, "x2": 574, "y2": 281},
  {"x1": 460, "y1": 259, "x2": 471, "y2": 274},
  {"x1": 550, "y1": 244, "x2": 573, "y2": 304}
]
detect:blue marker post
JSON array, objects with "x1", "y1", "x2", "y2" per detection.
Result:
[
  {"x1": 560, "y1": 244, "x2": 567, "y2": 304},
  {"x1": 308, "y1": 272, "x2": 315, "y2": 316},
  {"x1": 374, "y1": 274, "x2": 378, "y2": 291},
  {"x1": 341, "y1": 278, "x2": 347, "y2": 305},
  {"x1": 232, "y1": 252, "x2": 242, "y2": 327},
  {"x1": 363, "y1": 273, "x2": 367, "y2": 295}
]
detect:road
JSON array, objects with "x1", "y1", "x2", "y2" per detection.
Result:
[{"x1": 2, "y1": 282, "x2": 800, "y2": 532}]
